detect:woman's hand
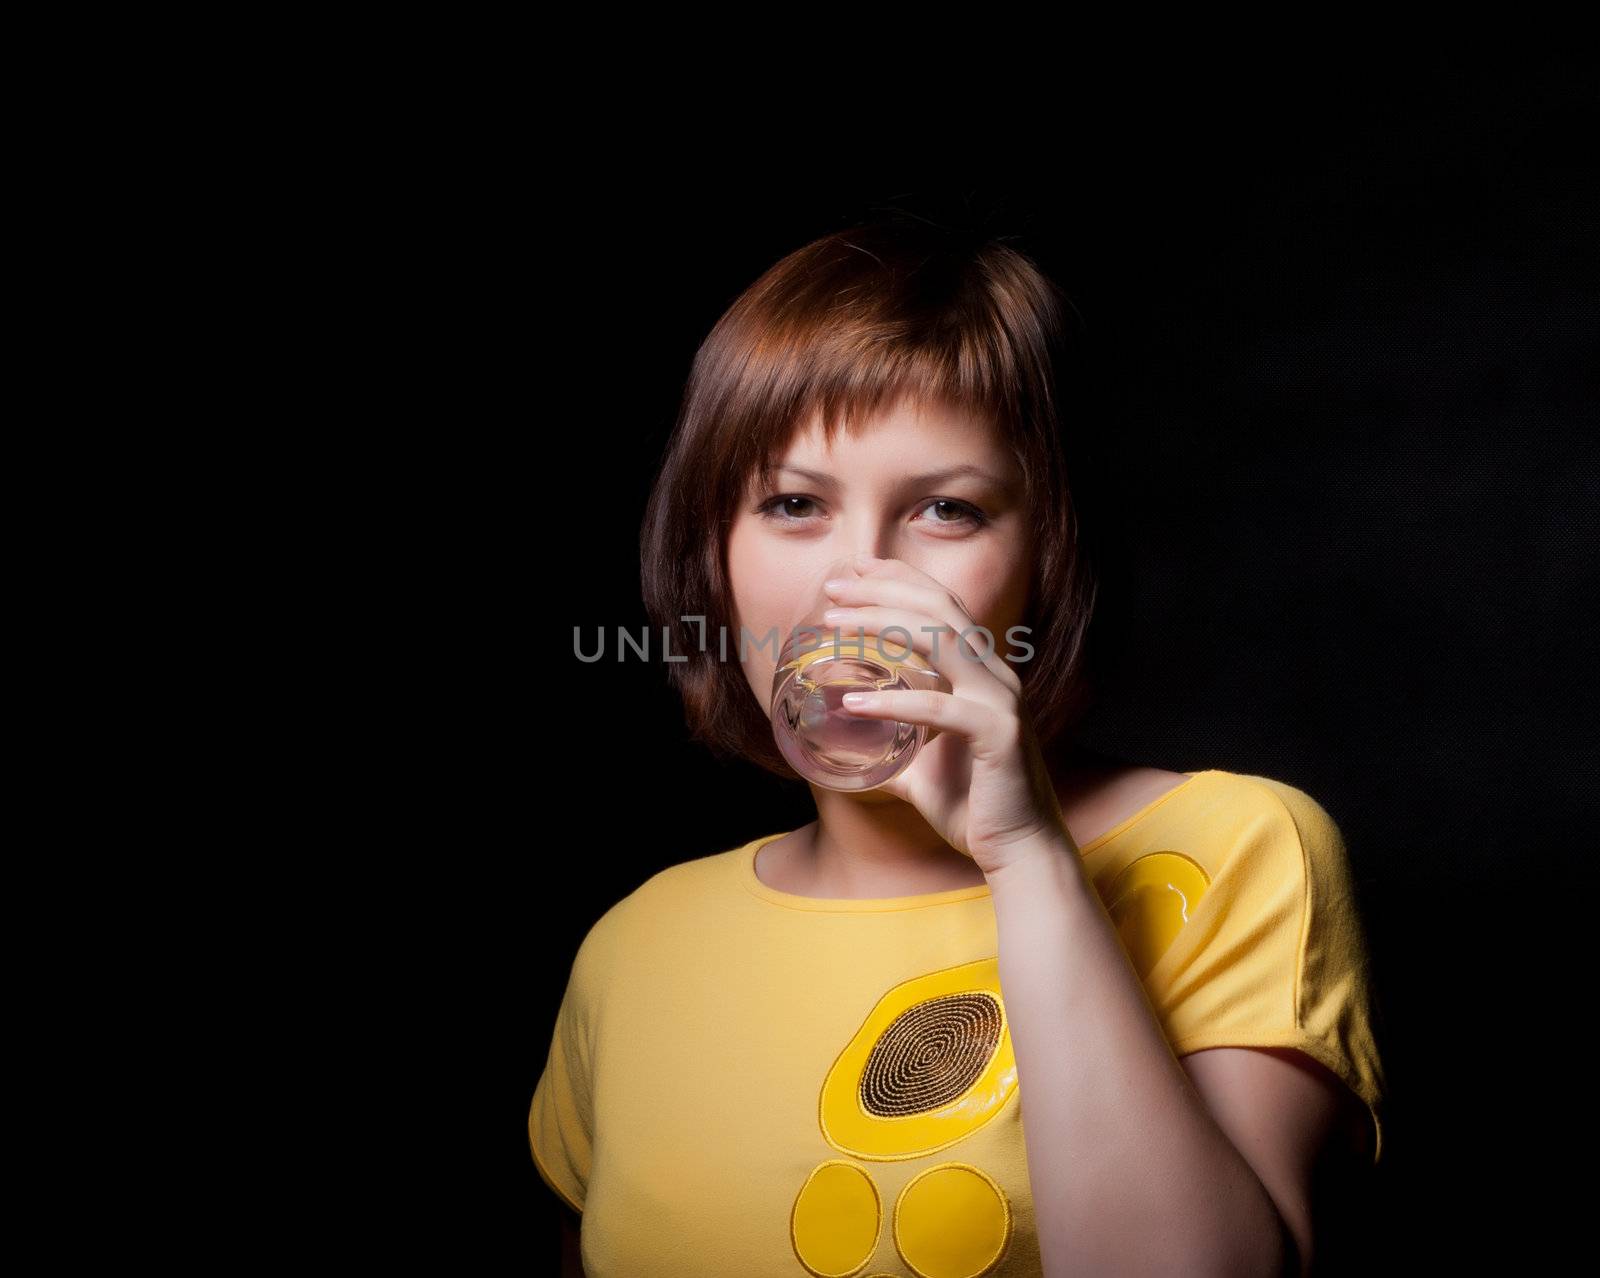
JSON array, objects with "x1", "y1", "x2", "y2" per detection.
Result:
[{"x1": 820, "y1": 553, "x2": 1074, "y2": 877}]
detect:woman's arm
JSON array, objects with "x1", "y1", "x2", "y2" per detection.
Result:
[
  {"x1": 819, "y1": 558, "x2": 1358, "y2": 1273},
  {"x1": 987, "y1": 835, "x2": 1295, "y2": 1278},
  {"x1": 557, "y1": 1201, "x2": 583, "y2": 1276}
]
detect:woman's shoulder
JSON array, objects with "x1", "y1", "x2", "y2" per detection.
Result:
[
  {"x1": 1049, "y1": 746, "x2": 1195, "y2": 845},
  {"x1": 1055, "y1": 744, "x2": 1333, "y2": 818},
  {"x1": 1159, "y1": 766, "x2": 1354, "y2": 895},
  {"x1": 560, "y1": 835, "x2": 785, "y2": 1008},
  {"x1": 1067, "y1": 774, "x2": 1178, "y2": 847},
  {"x1": 1051, "y1": 748, "x2": 1346, "y2": 869},
  {"x1": 1188, "y1": 767, "x2": 1347, "y2": 855},
  {"x1": 572, "y1": 836, "x2": 762, "y2": 954}
]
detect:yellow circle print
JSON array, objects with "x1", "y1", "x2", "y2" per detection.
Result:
[
  {"x1": 791, "y1": 1159, "x2": 881, "y2": 1277},
  {"x1": 1104, "y1": 851, "x2": 1211, "y2": 979},
  {"x1": 894, "y1": 1162, "x2": 1012, "y2": 1278}
]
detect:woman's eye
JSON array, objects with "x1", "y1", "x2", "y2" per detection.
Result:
[
  {"x1": 754, "y1": 495, "x2": 989, "y2": 530},
  {"x1": 917, "y1": 499, "x2": 989, "y2": 528},
  {"x1": 756, "y1": 495, "x2": 820, "y2": 522}
]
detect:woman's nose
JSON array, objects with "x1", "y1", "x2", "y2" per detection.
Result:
[
  {"x1": 819, "y1": 552, "x2": 870, "y2": 584},
  {"x1": 825, "y1": 546, "x2": 895, "y2": 583},
  {"x1": 840, "y1": 523, "x2": 897, "y2": 565}
]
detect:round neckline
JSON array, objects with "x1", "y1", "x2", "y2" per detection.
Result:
[{"x1": 740, "y1": 770, "x2": 1210, "y2": 913}]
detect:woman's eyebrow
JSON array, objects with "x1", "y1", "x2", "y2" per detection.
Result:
[{"x1": 776, "y1": 464, "x2": 1014, "y2": 490}]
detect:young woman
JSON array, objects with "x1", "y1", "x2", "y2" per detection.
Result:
[{"x1": 530, "y1": 218, "x2": 1386, "y2": 1277}]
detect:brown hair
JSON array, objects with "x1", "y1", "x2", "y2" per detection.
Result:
[{"x1": 639, "y1": 215, "x2": 1100, "y2": 780}]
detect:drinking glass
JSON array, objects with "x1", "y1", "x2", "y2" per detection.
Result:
[{"x1": 768, "y1": 558, "x2": 951, "y2": 791}]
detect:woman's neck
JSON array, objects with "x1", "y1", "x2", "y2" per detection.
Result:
[
  {"x1": 777, "y1": 738, "x2": 1115, "y2": 898},
  {"x1": 792, "y1": 789, "x2": 985, "y2": 897}
]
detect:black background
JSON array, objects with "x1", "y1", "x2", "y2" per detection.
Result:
[{"x1": 368, "y1": 64, "x2": 1596, "y2": 1273}]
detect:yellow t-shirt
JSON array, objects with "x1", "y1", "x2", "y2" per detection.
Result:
[{"x1": 528, "y1": 768, "x2": 1386, "y2": 1277}]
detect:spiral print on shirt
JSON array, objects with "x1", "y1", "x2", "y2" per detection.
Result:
[{"x1": 859, "y1": 992, "x2": 1004, "y2": 1117}]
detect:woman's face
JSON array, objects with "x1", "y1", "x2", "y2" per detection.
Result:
[{"x1": 725, "y1": 394, "x2": 1034, "y2": 718}]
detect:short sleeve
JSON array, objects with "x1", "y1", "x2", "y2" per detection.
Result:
[
  {"x1": 1146, "y1": 776, "x2": 1388, "y2": 1165},
  {"x1": 528, "y1": 924, "x2": 607, "y2": 1213}
]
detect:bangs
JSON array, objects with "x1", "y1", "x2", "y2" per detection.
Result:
[{"x1": 711, "y1": 225, "x2": 1055, "y2": 512}]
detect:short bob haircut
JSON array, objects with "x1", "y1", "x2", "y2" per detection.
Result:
[{"x1": 640, "y1": 215, "x2": 1101, "y2": 782}]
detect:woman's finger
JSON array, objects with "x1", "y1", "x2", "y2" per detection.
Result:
[
  {"x1": 839, "y1": 687, "x2": 1009, "y2": 758},
  {"x1": 820, "y1": 603, "x2": 1015, "y2": 714},
  {"x1": 823, "y1": 571, "x2": 1024, "y2": 696}
]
